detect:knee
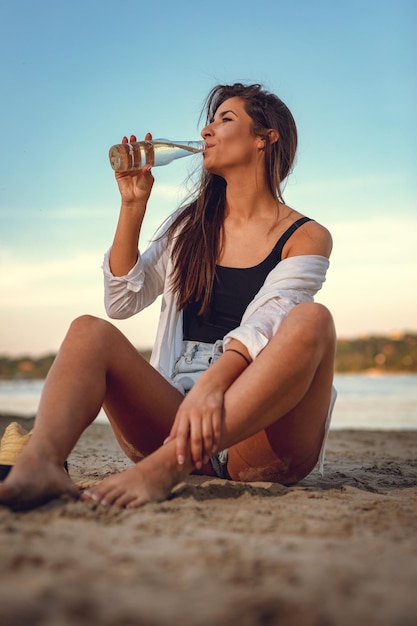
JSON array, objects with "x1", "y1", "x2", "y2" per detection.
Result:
[
  {"x1": 291, "y1": 302, "x2": 335, "y2": 345},
  {"x1": 68, "y1": 315, "x2": 114, "y2": 342}
]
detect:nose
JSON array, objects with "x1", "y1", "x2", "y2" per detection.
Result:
[{"x1": 200, "y1": 122, "x2": 213, "y2": 139}]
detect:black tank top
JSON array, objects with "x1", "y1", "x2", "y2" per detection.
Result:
[{"x1": 183, "y1": 217, "x2": 312, "y2": 342}]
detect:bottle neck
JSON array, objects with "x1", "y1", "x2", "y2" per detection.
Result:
[{"x1": 152, "y1": 139, "x2": 205, "y2": 153}]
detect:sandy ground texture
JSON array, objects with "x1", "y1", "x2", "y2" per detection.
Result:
[{"x1": 0, "y1": 415, "x2": 416, "y2": 626}]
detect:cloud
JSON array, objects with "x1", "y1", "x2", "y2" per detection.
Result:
[
  {"x1": 315, "y1": 215, "x2": 417, "y2": 337},
  {"x1": 0, "y1": 251, "x2": 103, "y2": 308},
  {"x1": 286, "y1": 172, "x2": 416, "y2": 223},
  {"x1": 327, "y1": 215, "x2": 416, "y2": 266}
]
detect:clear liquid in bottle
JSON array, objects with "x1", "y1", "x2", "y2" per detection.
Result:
[{"x1": 109, "y1": 139, "x2": 205, "y2": 172}]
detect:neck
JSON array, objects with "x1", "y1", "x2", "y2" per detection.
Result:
[{"x1": 224, "y1": 175, "x2": 279, "y2": 222}]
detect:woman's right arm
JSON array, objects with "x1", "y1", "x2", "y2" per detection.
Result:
[
  {"x1": 109, "y1": 133, "x2": 155, "y2": 277},
  {"x1": 104, "y1": 132, "x2": 170, "y2": 319}
]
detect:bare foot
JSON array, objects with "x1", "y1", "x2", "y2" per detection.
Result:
[
  {"x1": 0, "y1": 453, "x2": 79, "y2": 510},
  {"x1": 82, "y1": 447, "x2": 185, "y2": 508}
]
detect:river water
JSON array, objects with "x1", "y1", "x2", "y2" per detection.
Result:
[{"x1": 0, "y1": 373, "x2": 416, "y2": 430}]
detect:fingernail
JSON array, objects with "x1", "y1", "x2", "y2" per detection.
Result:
[{"x1": 177, "y1": 455, "x2": 185, "y2": 465}]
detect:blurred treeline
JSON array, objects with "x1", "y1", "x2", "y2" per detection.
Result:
[
  {"x1": 335, "y1": 333, "x2": 416, "y2": 373},
  {"x1": 1, "y1": 335, "x2": 416, "y2": 379}
]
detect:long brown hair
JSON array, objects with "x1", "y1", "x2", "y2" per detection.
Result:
[{"x1": 165, "y1": 83, "x2": 298, "y2": 316}]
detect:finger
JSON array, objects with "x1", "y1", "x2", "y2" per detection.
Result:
[
  {"x1": 201, "y1": 418, "x2": 213, "y2": 464},
  {"x1": 175, "y1": 415, "x2": 190, "y2": 466},
  {"x1": 168, "y1": 419, "x2": 178, "y2": 441},
  {"x1": 168, "y1": 396, "x2": 189, "y2": 450},
  {"x1": 143, "y1": 163, "x2": 153, "y2": 176},
  {"x1": 190, "y1": 418, "x2": 203, "y2": 470},
  {"x1": 164, "y1": 406, "x2": 183, "y2": 445},
  {"x1": 211, "y1": 410, "x2": 222, "y2": 454},
  {"x1": 163, "y1": 424, "x2": 177, "y2": 445}
]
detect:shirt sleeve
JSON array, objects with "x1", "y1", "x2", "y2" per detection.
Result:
[
  {"x1": 223, "y1": 255, "x2": 330, "y2": 360},
  {"x1": 102, "y1": 221, "x2": 173, "y2": 320}
]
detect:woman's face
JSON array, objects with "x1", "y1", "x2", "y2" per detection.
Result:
[{"x1": 201, "y1": 96, "x2": 263, "y2": 176}]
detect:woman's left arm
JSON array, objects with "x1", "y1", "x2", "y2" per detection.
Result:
[
  {"x1": 225, "y1": 221, "x2": 333, "y2": 360},
  {"x1": 286, "y1": 219, "x2": 333, "y2": 259},
  {"x1": 165, "y1": 341, "x2": 250, "y2": 469}
]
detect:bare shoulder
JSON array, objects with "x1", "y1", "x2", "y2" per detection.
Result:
[{"x1": 284, "y1": 215, "x2": 333, "y2": 259}]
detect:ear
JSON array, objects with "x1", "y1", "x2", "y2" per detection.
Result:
[
  {"x1": 256, "y1": 129, "x2": 279, "y2": 149},
  {"x1": 267, "y1": 129, "x2": 279, "y2": 144}
]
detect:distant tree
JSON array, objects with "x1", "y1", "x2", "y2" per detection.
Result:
[{"x1": 1, "y1": 335, "x2": 416, "y2": 379}]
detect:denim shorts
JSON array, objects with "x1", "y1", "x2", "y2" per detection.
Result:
[
  {"x1": 170, "y1": 339, "x2": 230, "y2": 479},
  {"x1": 171, "y1": 339, "x2": 224, "y2": 394}
]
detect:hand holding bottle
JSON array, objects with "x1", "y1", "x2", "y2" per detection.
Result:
[
  {"x1": 109, "y1": 133, "x2": 155, "y2": 277},
  {"x1": 115, "y1": 133, "x2": 155, "y2": 208}
]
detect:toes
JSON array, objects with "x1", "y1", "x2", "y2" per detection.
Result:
[
  {"x1": 100, "y1": 485, "x2": 126, "y2": 506},
  {"x1": 81, "y1": 462, "x2": 169, "y2": 509},
  {"x1": 82, "y1": 481, "x2": 125, "y2": 506},
  {"x1": 126, "y1": 496, "x2": 149, "y2": 509},
  {"x1": 82, "y1": 486, "x2": 107, "y2": 503},
  {"x1": 113, "y1": 492, "x2": 138, "y2": 508},
  {"x1": 82, "y1": 474, "x2": 148, "y2": 508}
]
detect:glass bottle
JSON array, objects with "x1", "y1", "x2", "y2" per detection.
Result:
[{"x1": 109, "y1": 138, "x2": 205, "y2": 173}]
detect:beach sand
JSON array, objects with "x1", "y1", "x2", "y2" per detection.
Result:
[{"x1": 0, "y1": 415, "x2": 416, "y2": 626}]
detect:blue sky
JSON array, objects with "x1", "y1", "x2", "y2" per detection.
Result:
[{"x1": 0, "y1": 0, "x2": 416, "y2": 356}]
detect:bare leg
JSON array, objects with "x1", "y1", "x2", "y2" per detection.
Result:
[
  {"x1": 1, "y1": 303, "x2": 335, "y2": 510},
  {"x1": 225, "y1": 303, "x2": 336, "y2": 482},
  {"x1": 0, "y1": 315, "x2": 183, "y2": 509},
  {"x1": 84, "y1": 303, "x2": 336, "y2": 507}
]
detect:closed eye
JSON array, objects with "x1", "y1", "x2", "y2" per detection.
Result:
[{"x1": 210, "y1": 109, "x2": 238, "y2": 124}]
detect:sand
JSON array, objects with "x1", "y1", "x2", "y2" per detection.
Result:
[{"x1": 0, "y1": 415, "x2": 416, "y2": 626}]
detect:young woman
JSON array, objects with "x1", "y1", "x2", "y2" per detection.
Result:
[{"x1": 0, "y1": 83, "x2": 336, "y2": 510}]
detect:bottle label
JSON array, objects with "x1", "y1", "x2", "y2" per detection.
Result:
[{"x1": 144, "y1": 141, "x2": 155, "y2": 166}]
